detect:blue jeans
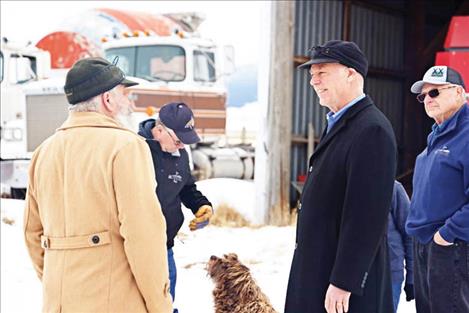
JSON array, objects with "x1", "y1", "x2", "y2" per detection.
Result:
[
  {"x1": 167, "y1": 248, "x2": 178, "y2": 313},
  {"x1": 391, "y1": 281, "x2": 403, "y2": 312}
]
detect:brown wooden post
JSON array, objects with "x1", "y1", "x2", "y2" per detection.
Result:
[
  {"x1": 343, "y1": 0, "x2": 352, "y2": 40},
  {"x1": 264, "y1": 0, "x2": 295, "y2": 225},
  {"x1": 402, "y1": 0, "x2": 426, "y2": 192}
]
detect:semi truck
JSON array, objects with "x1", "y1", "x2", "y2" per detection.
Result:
[{"x1": 1, "y1": 9, "x2": 254, "y2": 198}]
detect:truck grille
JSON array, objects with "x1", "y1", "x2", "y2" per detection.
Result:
[
  {"x1": 26, "y1": 94, "x2": 68, "y2": 152},
  {"x1": 132, "y1": 90, "x2": 227, "y2": 135}
]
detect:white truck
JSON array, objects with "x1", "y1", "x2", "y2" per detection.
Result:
[
  {"x1": 1, "y1": 27, "x2": 253, "y2": 198},
  {"x1": 102, "y1": 30, "x2": 233, "y2": 138},
  {"x1": 0, "y1": 38, "x2": 70, "y2": 198}
]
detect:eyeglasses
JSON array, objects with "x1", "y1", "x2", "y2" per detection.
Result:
[
  {"x1": 163, "y1": 126, "x2": 182, "y2": 146},
  {"x1": 416, "y1": 86, "x2": 457, "y2": 103}
]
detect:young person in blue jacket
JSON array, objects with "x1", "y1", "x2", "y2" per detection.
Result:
[
  {"x1": 387, "y1": 181, "x2": 414, "y2": 312},
  {"x1": 138, "y1": 102, "x2": 213, "y2": 313}
]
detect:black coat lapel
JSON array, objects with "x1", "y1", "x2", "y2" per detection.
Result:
[{"x1": 311, "y1": 96, "x2": 373, "y2": 160}]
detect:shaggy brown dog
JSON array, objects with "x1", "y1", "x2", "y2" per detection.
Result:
[{"x1": 207, "y1": 253, "x2": 277, "y2": 313}]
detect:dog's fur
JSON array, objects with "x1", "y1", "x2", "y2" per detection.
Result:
[{"x1": 207, "y1": 253, "x2": 277, "y2": 313}]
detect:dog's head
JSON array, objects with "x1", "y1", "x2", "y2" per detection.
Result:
[{"x1": 207, "y1": 253, "x2": 250, "y2": 281}]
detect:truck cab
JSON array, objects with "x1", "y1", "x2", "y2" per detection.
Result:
[
  {"x1": 102, "y1": 33, "x2": 232, "y2": 140},
  {"x1": 0, "y1": 38, "x2": 68, "y2": 197}
]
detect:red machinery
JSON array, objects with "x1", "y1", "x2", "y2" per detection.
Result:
[
  {"x1": 36, "y1": 32, "x2": 101, "y2": 69},
  {"x1": 35, "y1": 8, "x2": 185, "y2": 69},
  {"x1": 435, "y1": 16, "x2": 469, "y2": 88}
]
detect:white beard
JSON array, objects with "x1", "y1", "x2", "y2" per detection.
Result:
[{"x1": 115, "y1": 112, "x2": 136, "y2": 131}]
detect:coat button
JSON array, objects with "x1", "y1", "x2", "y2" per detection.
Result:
[
  {"x1": 92, "y1": 235, "x2": 100, "y2": 244},
  {"x1": 309, "y1": 166, "x2": 313, "y2": 172}
]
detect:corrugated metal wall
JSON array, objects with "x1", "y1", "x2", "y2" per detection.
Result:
[
  {"x1": 364, "y1": 77, "x2": 405, "y2": 142},
  {"x1": 350, "y1": 3, "x2": 406, "y2": 145},
  {"x1": 291, "y1": 0, "x2": 343, "y2": 194},
  {"x1": 350, "y1": 5, "x2": 404, "y2": 71},
  {"x1": 291, "y1": 0, "x2": 407, "y2": 203}
]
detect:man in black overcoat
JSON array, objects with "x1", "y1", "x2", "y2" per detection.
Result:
[{"x1": 284, "y1": 40, "x2": 397, "y2": 313}]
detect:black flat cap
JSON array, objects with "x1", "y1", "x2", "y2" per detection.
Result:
[
  {"x1": 64, "y1": 57, "x2": 138, "y2": 105},
  {"x1": 298, "y1": 40, "x2": 369, "y2": 78}
]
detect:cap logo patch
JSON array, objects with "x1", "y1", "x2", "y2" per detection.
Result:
[
  {"x1": 185, "y1": 117, "x2": 195, "y2": 129},
  {"x1": 431, "y1": 68, "x2": 444, "y2": 77}
]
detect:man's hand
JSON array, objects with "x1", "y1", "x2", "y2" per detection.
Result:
[
  {"x1": 404, "y1": 283, "x2": 414, "y2": 301},
  {"x1": 433, "y1": 231, "x2": 453, "y2": 246},
  {"x1": 189, "y1": 205, "x2": 213, "y2": 231},
  {"x1": 324, "y1": 284, "x2": 351, "y2": 313}
]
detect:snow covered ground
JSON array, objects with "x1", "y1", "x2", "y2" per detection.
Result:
[
  {"x1": 1, "y1": 186, "x2": 416, "y2": 313},
  {"x1": 1, "y1": 199, "x2": 42, "y2": 313},
  {"x1": 225, "y1": 101, "x2": 260, "y2": 145}
]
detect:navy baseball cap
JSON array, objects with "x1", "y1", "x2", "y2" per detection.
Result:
[
  {"x1": 298, "y1": 40, "x2": 369, "y2": 78},
  {"x1": 159, "y1": 102, "x2": 200, "y2": 144}
]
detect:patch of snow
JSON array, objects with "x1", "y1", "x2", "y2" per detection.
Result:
[
  {"x1": 1, "y1": 194, "x2": 416, "y2": 313},
  {"x1": 225, "y1": 101, "x2": 260, "y2": 145},
  {"x1": 1, "y1": 199, "x2": 42, "y2": 313},
  {"x1": 190, "y1": 178, "x2": 258, "y2": 224},
  {"x1": 226, "y1": 101, "x2": 260, "y2": 133},
  {"x1": 173, "y1": 225, "x2": 294, "y2": 312}
]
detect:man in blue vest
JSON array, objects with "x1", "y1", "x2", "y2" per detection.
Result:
[
  {"x1": 406, "y1": 65, "x2": 469, "y2": 313},
  {"x1": 138, "y1": 102, "x2": 213, "y2": 313}
]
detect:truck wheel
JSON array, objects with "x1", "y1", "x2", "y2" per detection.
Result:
[{"x1": 11, "y1": 188, "x2": 26, "y2": 200}]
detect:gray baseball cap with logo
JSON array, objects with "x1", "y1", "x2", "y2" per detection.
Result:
[{"x1": 411, "y1": 65, "x2": 465, "y2": 94}]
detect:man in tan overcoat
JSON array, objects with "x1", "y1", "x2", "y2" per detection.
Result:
[{"x1": 23, "y1": 57, "x2": 173, "y2": 313}]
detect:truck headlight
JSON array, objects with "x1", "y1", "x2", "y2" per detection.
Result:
[
  {"x1": 1, "y1": 127, "x2": 23, "y2": 141},
  {"x1": 13, "y1": 128, "x2": 23, "y2": 141}
]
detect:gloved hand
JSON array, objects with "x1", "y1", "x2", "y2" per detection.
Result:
[
  {"x1": 404, "y1": 283, "x2": 414, "y2": 301},
  {"x1": 189, "y1": 205, "x2": 213, "y2": 231}
]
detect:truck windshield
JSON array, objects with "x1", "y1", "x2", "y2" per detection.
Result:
[
  {"x1": 105, "y1": 45, "x2": 186, "y2": 82},
  {"x1": 194, "y1": 50, "x2": 216, "y2": 83}
]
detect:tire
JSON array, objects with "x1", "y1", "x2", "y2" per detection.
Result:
[{"x1": 10, "y1": 188, "x2": 26, "y2": 200}]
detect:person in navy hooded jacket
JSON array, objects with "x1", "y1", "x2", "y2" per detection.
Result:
[
  {"x1": 387, "y1": 180, "x2": 414, "y2": 312},
  {"x1": 406, "y1": 65, "x2": 469, "y2": 313},
  {"x1": 138, "y1": 102, "x2": 213, "y2": 312}
]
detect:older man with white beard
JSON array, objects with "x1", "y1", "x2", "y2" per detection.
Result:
[{"x1": 24, "y1": 57, "x2": 172, "y2": 313}]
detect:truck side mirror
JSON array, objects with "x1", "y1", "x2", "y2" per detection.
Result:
[
  {"x1": 223, "y1": 45, "x2": 235, "y2": 76},
  {"x1": 10, "y1": 55, "x2": 35, "y2": 84},
  {"x1": 0, "y1": 52, "x2": 4, "y2": 83}
]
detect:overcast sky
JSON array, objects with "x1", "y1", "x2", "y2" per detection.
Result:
[{"x1": 0, "y1": 0, "x2": 265, "y2": 66}]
